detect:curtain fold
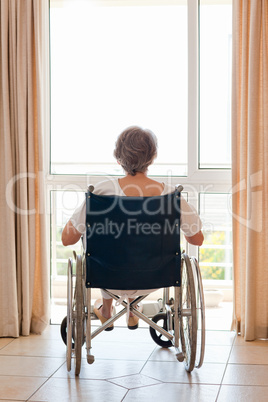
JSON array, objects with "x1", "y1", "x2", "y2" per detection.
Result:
[
  {"x1": 232, "y1": 0, "x2": 268, "y2": 340},
  {"x1": 0, "y1": 0, "x2": 49, "y2": 337}
]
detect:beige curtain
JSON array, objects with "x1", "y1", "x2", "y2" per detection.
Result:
[
  {"x1": 0, "y1": 0, "x2": 49, "y2": 337},
  {"x1": 232, "y1": 0, "x2": 268, "y2": 340}
]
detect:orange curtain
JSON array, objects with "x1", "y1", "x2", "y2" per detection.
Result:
[
  {"x1": 232, "y1": 0, "x2": 268, "y2": 340},
  {"x1": 0, "y1": 0, "x2": 49, "y2": 336}
]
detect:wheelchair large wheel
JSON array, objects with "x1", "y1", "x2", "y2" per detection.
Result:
[
  {"x1": 191, "y1": 257, "x2": 205, "y2": 368},
  {"x1": 74, "y1": 255, "x2": 84, "y2": 376},
  {"x1": 179, "y1": 254, "x2": 197, "y2": 372},
  {"x1": 66, "y1": 258, "x2": 73, "y2": 372},
  {"x1": 149, "y1": 313, "x2": 173, "y2": 348}
]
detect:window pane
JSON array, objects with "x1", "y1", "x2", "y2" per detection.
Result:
[
  {"x1": 199, "y1": 193, "x2": 232, "y2": 280},
  {"x1": 50, "y1": 0, "x2": 187, "y2": 176},
  {"x1": 50, "y1": 190, "x2": 85, "y2": 323},
  {"x1": 199, "y1": 1, "x2": 232, "y2": 168}
]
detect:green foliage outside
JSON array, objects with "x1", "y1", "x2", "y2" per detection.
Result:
[
  {"x1": 199, "y1": 231, "x2": 231, "y2": 280},
  {"x1": 203, "y1": 230, "x2": 226, "y2": 246},
  {"x1": 200, "y1": 266, "x2": 225, "y2": 280}
]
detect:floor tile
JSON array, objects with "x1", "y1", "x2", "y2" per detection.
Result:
[
  {"x1": 124, "y1": 383, "x2": 220, "y2": 402},
  {"x1": 53, "y1": 359, "x2": 145, "y2": 379},
  {"x1": 199, "y1": 330, "x2": 236, "y2": 346},
  {"x1": 218, "y1": 385, "x2": 268, "y2": 402},
  {"x1": 204, "y1": 303, "x2": 233, "y2": 331},
  {"x1": 0, "y1": 355, "x2": 65, "y2": 377},
  {"x1": 141, "y1": 361, "x2": 226, "y2": 384},
  {"x1": 108, "y1": 373, "x2": 160, "y2": 389},
  {"x1": 0, "y1": 375, "x2": 47, "y2": 400},
  {"x1": 202, "y1": 345, "x2": 232, "y2": 363},
  {"x1": 222, "y1": 364, "x2": 268, "y2": 386},
  {"x1": 34, "y1": 324, "x2": 63, "y2": 340},
  {"x1": 92, "y1": 326, "x2": 153, "y2": 344},
  {"x1": 0, "y1": 338, "x2": 15, "y2": 349},
  {"x1": 229, "y1": 345, "x2": 268, "y2": 364},
  {"x1": 148, "y1": 345, "x2": 232, "y2": 364},
  {"x1": 28, "y1": 377, "x2": 127, "y2": 402},
  {"x1": 148, "y1": 347, "x2": 177, "y2": 362},
  {"x1": 234, "y1": 336, "x2": 268, "y2": 347},
  {"x1": 85, "y1": 340, "x2": 156, "y2": 361},
  {"x1": 0, "y1": 337, "x2": 66, "y2": 358}
]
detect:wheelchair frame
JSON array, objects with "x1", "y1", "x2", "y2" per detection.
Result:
[{"x1": 62, "y1": 250, "x2": 205, "y2": 376}]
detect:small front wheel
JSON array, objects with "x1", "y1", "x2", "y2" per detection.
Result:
[
  {"x1": 149, "y1": 313, "x2": 173, "y2": 348},
  {"x1": 61, "y1": 316, "x2": 75, "y2": 348}
]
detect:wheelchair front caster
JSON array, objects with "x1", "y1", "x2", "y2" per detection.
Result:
[
  {"x1": 60, "y1": 316, "x2": 75, "y2": 348},
  {"x1": 60, "y1": 316, "x2": 67, "y2": 345},
  {"x1": 176, "y1": 352, "x2": 184, "y2": 362},
  {"x1": 149, "y1": 313, "x2": 173, "y2": 348},
  {"x1": 87, "y1": 354, "x2": 95, "y2": 364}
]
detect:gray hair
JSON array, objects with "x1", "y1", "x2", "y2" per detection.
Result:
[{"x1": 114, "y1": 126, "x2": 158, "y2": 176}]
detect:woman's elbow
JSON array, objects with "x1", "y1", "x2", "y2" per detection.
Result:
[
  {"x1": 185, "y1": 231, "x2": 204, "y2": 246},
  {"x1": 61, "y1": 220, "x2": 82, "y2": 246},
  {"x1": 195, "y1": 231, "x2": 204, "y2": 246},
  {"x1": 61, "y1": 233, "x2": 69, "y2": 247},
  {"x1": 61, "y1": 228, "x2": 70, "y2": 246},
  {"x1": 195, "y1": 235, "x2": 204, "y2": 247}
]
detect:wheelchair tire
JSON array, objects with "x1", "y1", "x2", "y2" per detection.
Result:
[
  {"x1": 74, "y1": 255, "x2": 83, "y2": 376},
  {"x1": 180, "y1": 254, "x2": 197, "y2": 372},
  {"x1": 191, "y1": 257, "x2": 206, "y2": 369},
  {"x1": 149, "y1": 313, "x2": 173, "y2": 348},
  {"x1": 66, "y1": 258, "x2": 73, "y2": 372}
]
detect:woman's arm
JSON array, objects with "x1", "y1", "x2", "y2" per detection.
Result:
[
  {"x1": 184, "y1": 230, "x2": 204, "y2": 247},
  {"x1": 62, "y1": 220, "x2": 82, "y2": 246}
]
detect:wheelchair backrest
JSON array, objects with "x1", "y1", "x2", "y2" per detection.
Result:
[{"x1": 85, "y1": 187, "x2": 182, "y2": 290}]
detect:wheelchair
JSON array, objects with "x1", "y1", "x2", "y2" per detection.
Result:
[{"x1": 60, "y1": 185, "x2": 205, "y2": 376}]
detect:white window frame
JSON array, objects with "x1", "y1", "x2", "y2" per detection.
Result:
[{"x1": 46, "y1": 0, "x2": 232, "y2": 294}]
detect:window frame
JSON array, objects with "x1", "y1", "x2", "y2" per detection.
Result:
[{"x1": 46, "y1": 0, "x2": 232, "y2": 285}]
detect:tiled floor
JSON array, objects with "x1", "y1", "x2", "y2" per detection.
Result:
[{"x1": 0, "y1": 324, "x2": 268, "y2": 402}]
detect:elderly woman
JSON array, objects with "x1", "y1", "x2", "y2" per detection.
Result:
[{"x1": 62, "y1": 126, "x2": 203, "y2": 330}]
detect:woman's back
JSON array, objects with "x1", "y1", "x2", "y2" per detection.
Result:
[{"x1": 118, "y1": 172, "x2": 164, "y2": 197}]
